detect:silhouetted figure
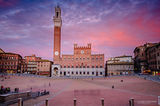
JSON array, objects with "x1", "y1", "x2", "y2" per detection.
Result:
[
  {"x1": 112, "y1": 85, "x2": 114, "y2": 89},
  {"x1": 15, "y1": 88, "x2": 19, "y2": 93}
]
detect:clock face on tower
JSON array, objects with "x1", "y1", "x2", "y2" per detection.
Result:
[
  {"x1": 55, "y1": 51, "x2": 59, "y2": 56},
  {"x1": 81, "y1": 50, "x2": 84, "y2": 54}
]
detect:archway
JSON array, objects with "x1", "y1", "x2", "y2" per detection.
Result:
[{"x1": 54, "y1": 67, "x2": 58, "y2": 76}]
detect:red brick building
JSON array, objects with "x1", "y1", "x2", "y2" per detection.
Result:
[
  {"x1": 21, "y1": 59, "x2": 27, "y2": 73},
  {"x1": 23, "y1": 54, "x2": 53, "y2": 76},
  {"x1": 145, "y1": 42, "x2": 160, "y2": 75},
  {"x1": 24, "y1": 54, "x2": 41, "y2": 74},
  {"x1": 0, "y1": 52, "x2": 22, "y2": 73},
  {"x1": 52, "y1": 6, "x2": 105, "y2": 77},
  {"x1": 24, "y1": 54, "x2": 41, "y2": 63},
  {"x1": 134, "y1": 43, "x2": 156, "y2": 73}
]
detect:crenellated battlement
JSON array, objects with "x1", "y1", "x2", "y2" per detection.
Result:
[{"x1": 74, "y1": 43, "x2": 91, "y2": 49}]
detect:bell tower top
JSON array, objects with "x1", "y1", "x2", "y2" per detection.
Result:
[{"x1": 53, "y1": 5, "x2": 62, "y2": 27}]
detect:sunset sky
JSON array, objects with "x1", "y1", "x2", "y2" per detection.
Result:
[{"x1": 0, "y1": 0, "x2": 160, "y2": 60}]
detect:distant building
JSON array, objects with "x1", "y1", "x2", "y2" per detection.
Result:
[
  {"x1": 37, "y1": 59, "x2": 53, "y2": 76},
  {"x1": 145, "y1": 42, "x2": 160, "y2": 75},
  {"x1": 0, "y1": 52, "x2": 22, "y2": 73},
  {"x1": 52, "y1": 6, "x2": 105, "y2": 77},
  {"x1": 0, "y1": 48, "x2": 5, "y2": 53},
  {"x1": 24, "y1": 54, "x2": 52, "y2": 76},
  {"x1": 106, "y1": 55, "x2": 134, "y2": 75},
  {"x1": 134, "y1": 43, "x2": 158, "y2": 73},
  {"x1": 0, "y1": 49, "x2": 53, "y2": 75},
  {"x1": 107, "y1": 55, "x2": 133, "y2": 63},
  {"x1": 27, "y1": 61, "x2": 37, "y2": 74},
  {"x1": 21, "y1": 59, "x2": 27, "y2": 73},
  {"x1": 24, "y1": 54, "x2": 41, "y2": 63},
  {"x1": 24, "y1": 54, "x2": 41, "y2": 73}
]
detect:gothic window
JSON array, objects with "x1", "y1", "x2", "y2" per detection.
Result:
[
  {"x1": 56, "y1": 12, "x2": 58, "y2": 17},
  {"x1": 100, "y1": 72, "x2": 103, "y2": 75},
  {"x1": 92, "y1": 72, "x2": 94, "y2": 75}
]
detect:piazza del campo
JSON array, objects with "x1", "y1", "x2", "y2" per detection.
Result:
[{"x1": 0, "y1": 0, "x2": 160, "y2": 106}]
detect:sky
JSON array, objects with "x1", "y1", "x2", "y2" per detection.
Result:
[{"x1": 0, "y1": 0, "x2": 160, "y2": 61}]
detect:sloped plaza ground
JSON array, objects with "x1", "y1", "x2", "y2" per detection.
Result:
[{"x1": 1, "y1": 75, "x2": 160, "y2": 106}]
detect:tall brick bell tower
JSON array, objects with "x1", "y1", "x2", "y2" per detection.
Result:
[{"x1": 53, "y1": 6, "x2": 62, "y2": 63}]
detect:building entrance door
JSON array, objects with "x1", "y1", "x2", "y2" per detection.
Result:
[
  {"x1": 53, "y1": 67, "x2": 58, "y2": 76},
  {"x1": 96, "y1": 72, "x2": 98, "y2": 76},
  {"x1": 64, "y1": 71, "x2": 66, "y2": 76}
]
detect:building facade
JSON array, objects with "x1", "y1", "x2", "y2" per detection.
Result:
[
  {"x1": 24, "y1": 54, "x2": 41, "y2": 73},
  {"x1": 106, "y1": 55, "x2": 134, "y2": 75},
  {"x1": 52, "y1": 6, "x2": 105, "y2": 77},
  {"x1": 134, "y1": 42, "x2": 159, "y2": 74},
  {"x1": 37, "y1": 59, "x2": 53, "y2": 76},
  {"x1": 27, "y1": 61, "x2": 37, "y2": 74},
  {"x1": 145, "y1": 42, "x2": 160, "y2": 75},
  {"x1": 0, "y1": 48, "x2": 5, "y2": 53},
  {"x1": 21, "y1": 59, "x2": 27, "y2": 73},
  {"x1": 24, "y1": 54, "x2": 41, "y2": 63},
  {"x1": 0, "y1": 52, "x2": 22, "y2": 73},
  {"x1": 24, "y1": 55, "x2": 52, "y2": 76}
]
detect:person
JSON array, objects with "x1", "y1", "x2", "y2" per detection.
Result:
[
  {"x1": 49, "y1": 83, "x2": 51, "y2": 87},
  {"x1": 44, "y1": 89, "x2": 46, "y2": 94},
  {"x1": 112, "y1": 85, "x2": 114, "y2": 89},
  {"x1": 38, "y1": 90, "x2": 40, "y2": 96},
  {"x1": 8, "y1": 87, "x2": 11, "y2": 92},
  {"x1": 1, "y1": 85, "x2": 3, "y2": 90}
]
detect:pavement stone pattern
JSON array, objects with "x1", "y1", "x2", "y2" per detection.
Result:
[{"x1": 0, "y1": 75, "x2": 160, "y2": 106}]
